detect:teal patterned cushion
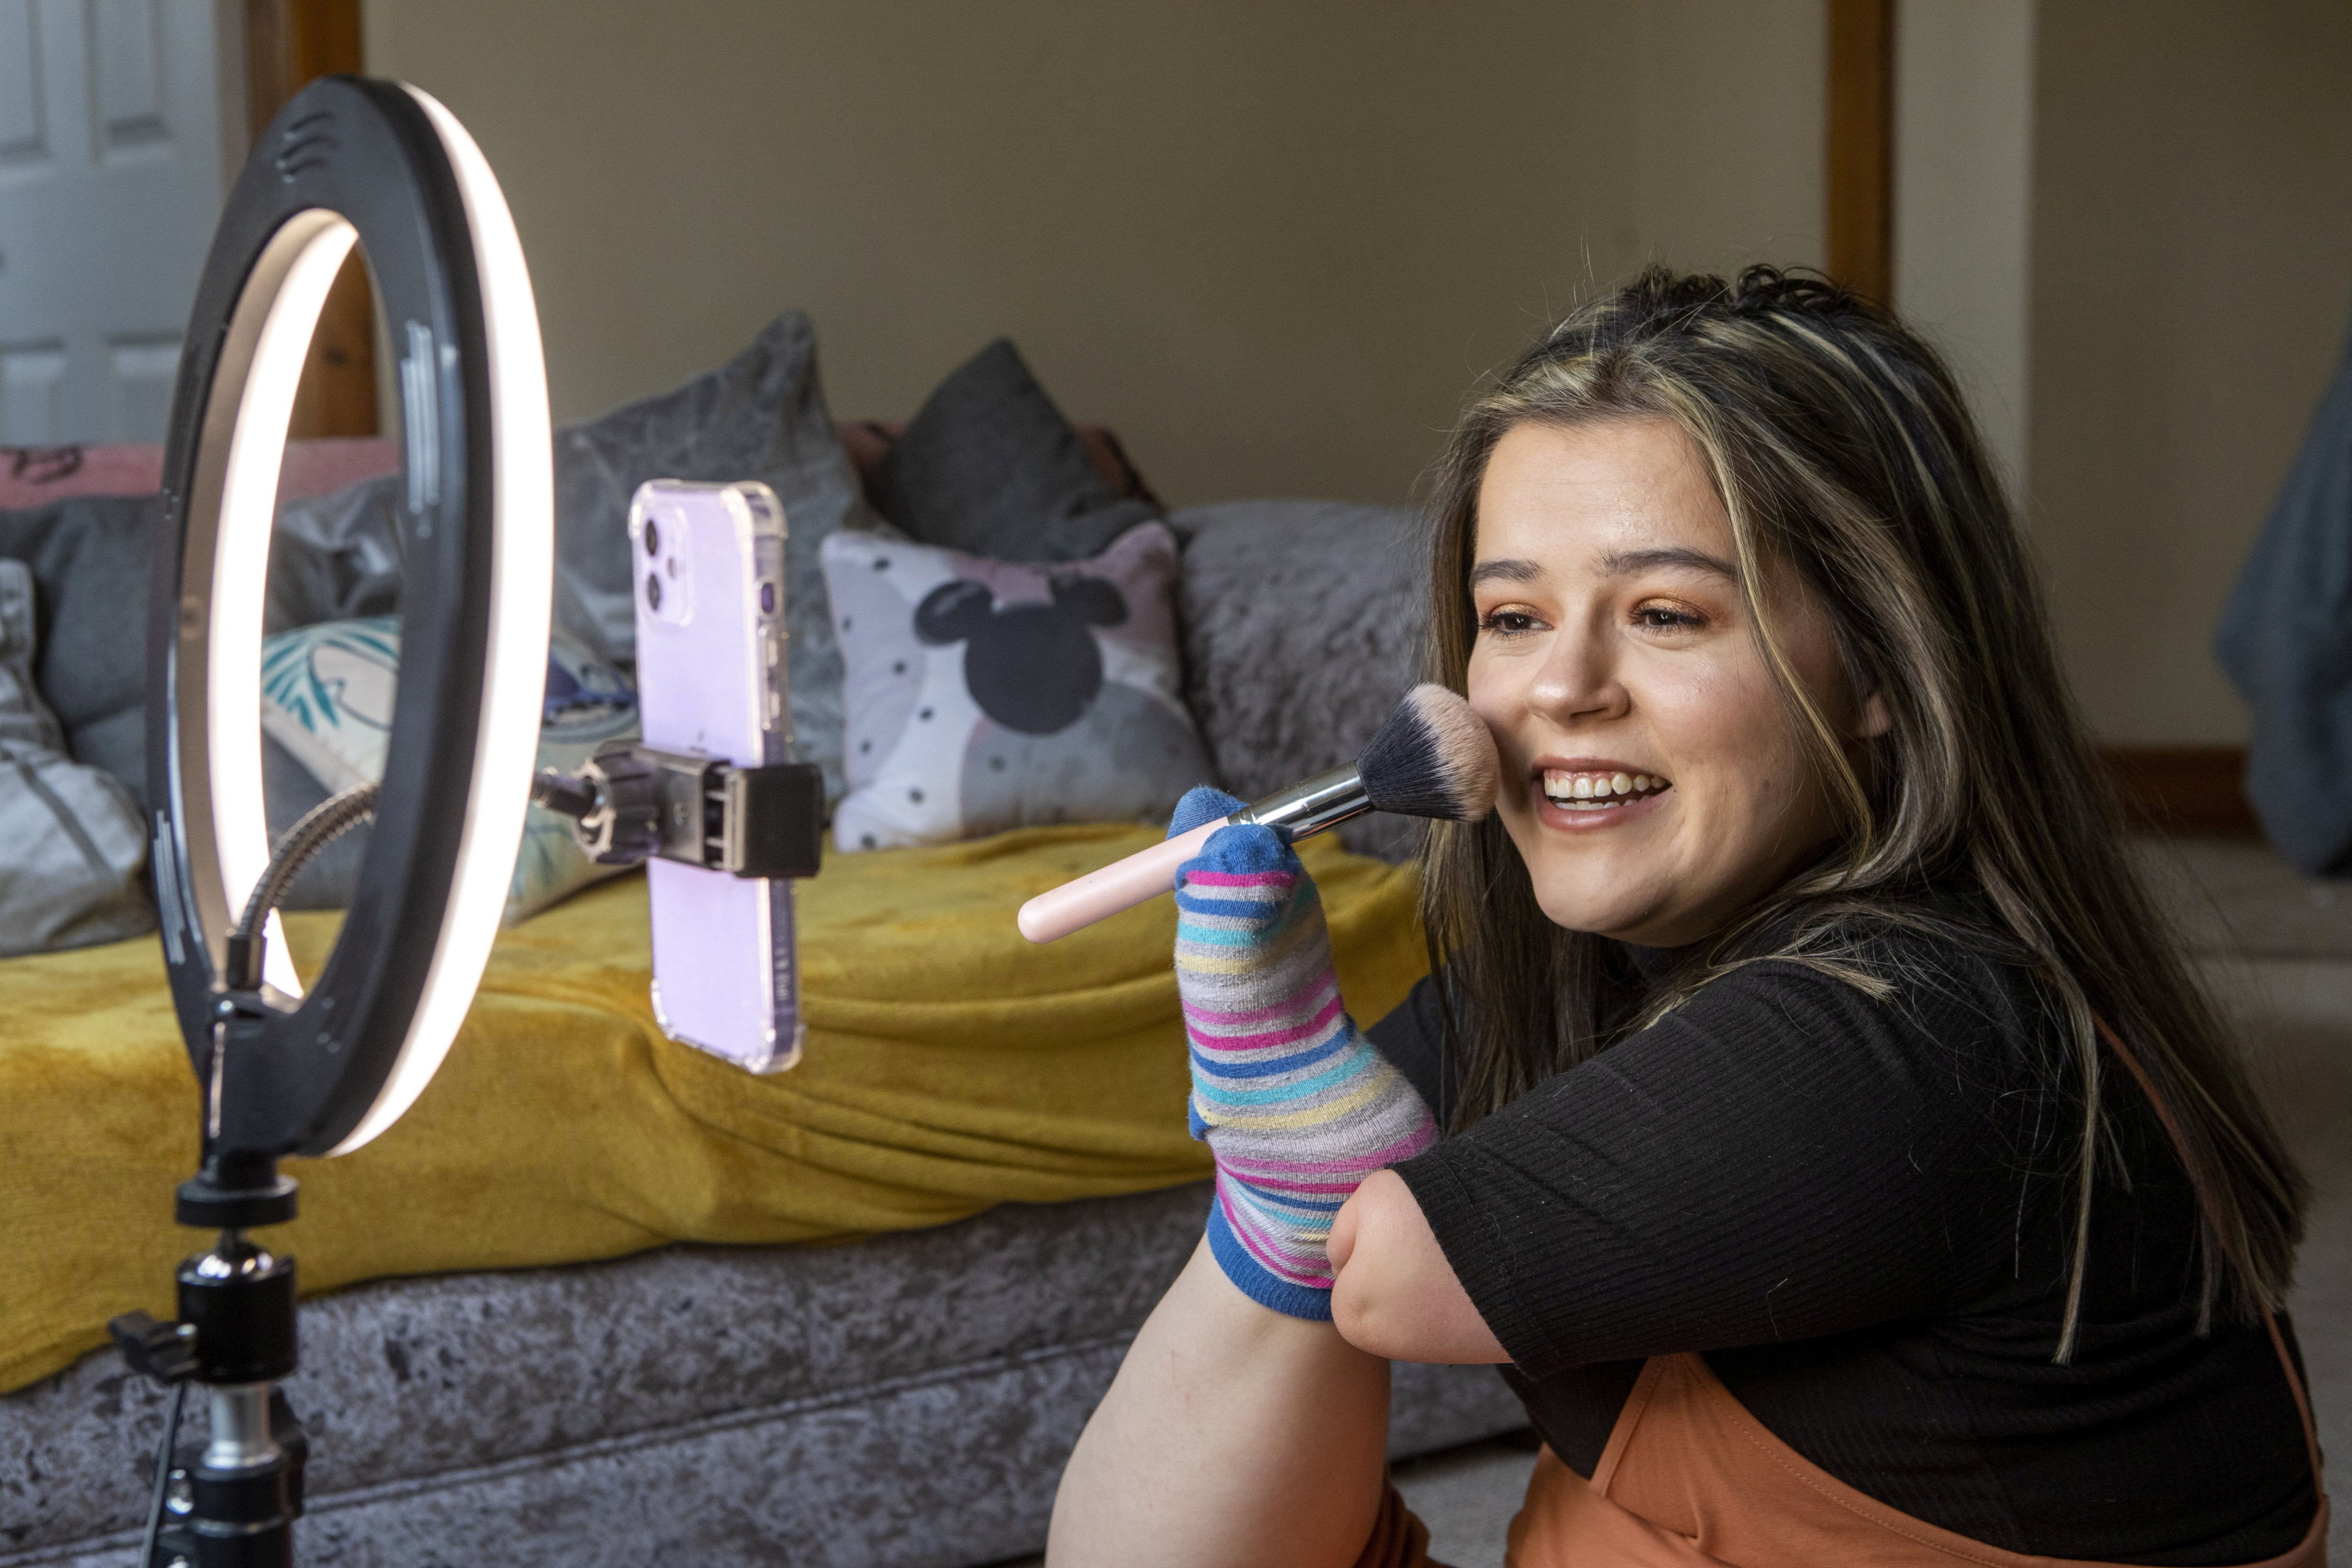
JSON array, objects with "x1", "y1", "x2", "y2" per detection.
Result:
[{"x1": 259, "y1": 615, "x2": 400, "y2": 791}]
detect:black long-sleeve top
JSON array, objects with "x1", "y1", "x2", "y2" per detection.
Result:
[{"x1": 1372, "y1": 919, "x2": 2317, "y2": 1566}]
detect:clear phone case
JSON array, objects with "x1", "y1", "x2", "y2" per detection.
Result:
[{"x1": 628, "y1": 479, "x2": 803, "y2": 1073}]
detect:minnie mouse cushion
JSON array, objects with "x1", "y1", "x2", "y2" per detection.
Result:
[{"x1": 823, "y1": 521, "x2": 1215, "y2": 850}]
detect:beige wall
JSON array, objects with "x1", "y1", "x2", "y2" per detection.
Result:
[
  {"x1": 2030, "y1": 0, "x2": 2352, "y2": 745},
  {"x1": 1895, "y1": 0, "x2": 2035, "y2": 500},
  {"x1": 365, "y1": 3, "x2": 2352, "y2": 745},
  {"x1": 363, "y1": 1, "x2": 1825, "y2": 510}
]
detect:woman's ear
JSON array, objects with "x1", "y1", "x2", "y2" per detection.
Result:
[{"x1": 1854, "y1": 689, "x2": 1894, "y2": 739}]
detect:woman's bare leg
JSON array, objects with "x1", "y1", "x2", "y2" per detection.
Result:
[{"x1": 1046, "y1": 1238, "x2": 1392, "y2": 1568}]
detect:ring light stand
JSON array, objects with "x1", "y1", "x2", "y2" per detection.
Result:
[{"x1": 107, "y1": 76, "x2": 551, "y2": 1567}]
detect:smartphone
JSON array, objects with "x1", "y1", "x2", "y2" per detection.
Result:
[{"x1": 627, "y1": 479, "x2": 804, "y2": 1073}]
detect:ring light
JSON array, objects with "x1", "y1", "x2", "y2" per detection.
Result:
[
  {"x1": 110, "y1": 74, "x2": 551, "y2": 1567},
  {"x1": 146, "y1": 76, "x2": 551, "y2": 1164}
]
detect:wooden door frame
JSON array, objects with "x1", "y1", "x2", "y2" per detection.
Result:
[
  {"x1": 1826, "y1": 0, "x2": 1895, "y2": 306},
  {"x1": 1824, "y1": 3, "x2": 2254, "y2": 836},
  {"x1": 245, "y1": 0, "x2": 375, "y2": 437}
]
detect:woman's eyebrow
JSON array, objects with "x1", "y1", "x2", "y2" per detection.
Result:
[
  {"x1": 1598, "y1": 546, "x2": 1738, "y2": 580},
  {"x1": 1469, "y1": 558, "x2": 1544, "y2": 587}
]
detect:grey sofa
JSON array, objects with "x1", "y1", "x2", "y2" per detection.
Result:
[{"x1": 0, "y1": 499, "x2": 1525, "y2": 1568}]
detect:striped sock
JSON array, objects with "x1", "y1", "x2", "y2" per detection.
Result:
[{"x1": 1172, "y1": 810, "x2": 1436, "y2": 1320}]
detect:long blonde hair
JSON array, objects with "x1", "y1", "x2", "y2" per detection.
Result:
[{"x1": 1419, "y1": 266, "x2": 2303, "y2": 1358}]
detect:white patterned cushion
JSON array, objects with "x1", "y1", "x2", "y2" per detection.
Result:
[{"x1": 823, "y1": 522, "x2": 1213, "y2": 850}]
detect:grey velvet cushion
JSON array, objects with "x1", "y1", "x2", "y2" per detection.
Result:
[
  {"x1": 0, "y1": 559, "x2": 58, "y2": 753},
  {"x1": 1, "y1": 1184, "x2": 1524, "y2": 1568},
  {"x1": 0, "y1": 494, "x2": 157, "y2": 805},
  {"x1": 0, "y1": 559, "x2": 154, "y2": 956},
  {"x1": 1172, "y1": 499, "x2": 1429, "y2": 861},
  {"x1": 870, "y1": 339, "x2": 1160, "y2": 563},
  {"x1": 546, "y1": 312, "x2": 877, "y2": 793},
  {"x1": 263, "y1": 475, "x2": 406, "y2": 631}
]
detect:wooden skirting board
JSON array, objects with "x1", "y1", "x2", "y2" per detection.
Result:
[{"x1": 2102, "y1": 747, "x2": 2257, "y2": 836}]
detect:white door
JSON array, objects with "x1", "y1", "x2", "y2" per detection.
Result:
[{"x1": 0, "y1": 0, "x2": 236, "y2": 446}]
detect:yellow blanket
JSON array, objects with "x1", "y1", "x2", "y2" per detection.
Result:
[{"x1": 0, "y1": 825, "x2": 1423, "y2": 1395}]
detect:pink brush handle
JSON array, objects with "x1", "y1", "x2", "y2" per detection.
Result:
[{"x1": 1018, "y1": 818, "x2": 1226, "y2": 943}]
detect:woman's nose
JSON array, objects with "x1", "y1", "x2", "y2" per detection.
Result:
[{"x1": 1525, "y1": 626, "x2": 1628, "y2": 727}]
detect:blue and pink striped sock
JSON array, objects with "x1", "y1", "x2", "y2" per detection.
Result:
[{"x1": 1169, "y1": 789, "x2": 1437, "y2": 1320}]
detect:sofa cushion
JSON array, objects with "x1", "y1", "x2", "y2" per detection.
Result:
[
  {"x1": 548, "y1": 313, "x2": 877, "y2": 796},
  {"x1": 1172, "y1": 500, "x2": 1428, "y2": 860},
  {"x1": 0, "y1": 495, "x2": 155, "y2": 802},
  {"x1": 258, "y1": 615, "x2": 403, "y2": 792},
  {"x1": 0, "y1": 560, "x2": 60, "y2": 753},
  {"x1": 0, "y1": 560, "x2": 153, "y2": 958},
  {"x1": 0, "y1": 443, "x2": 167, "y2": 506},
  {"x1": 868, "y1": 340, "x2": 1160, "y2": 563},
  {"x1": 0, "y1": 438, "x2": 398, "y2": 510},
  {"x1": 825, "y1": 523, "x2": 1212, "y2": 850},
  {"x1": 0, "y1": 737, "x2": 154, "y2": 960}
]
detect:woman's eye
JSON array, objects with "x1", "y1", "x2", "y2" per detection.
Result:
[
  {"x1": 1633, "y1": 604, "x2": 1704, "y2": 631},
  {"x1": 1478, "y1": 610, "x2": 1540, "y2": 636}
]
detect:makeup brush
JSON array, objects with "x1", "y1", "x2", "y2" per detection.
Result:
[{"x1": 1017, "y1": 683, "x2": 1500, "y2": 943}]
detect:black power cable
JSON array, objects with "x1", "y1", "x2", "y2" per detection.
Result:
[{"x1": 139, "y1": 1381, "x2": 187, "y2": 1568}]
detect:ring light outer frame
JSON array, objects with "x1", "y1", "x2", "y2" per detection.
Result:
[{"x1": 147, "y1": 76, "x2": 552, "y2": 1162}]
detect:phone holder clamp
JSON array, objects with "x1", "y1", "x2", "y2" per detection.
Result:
[{"x1": 533, "y1": 741, "x2": 825, "y2": 880}]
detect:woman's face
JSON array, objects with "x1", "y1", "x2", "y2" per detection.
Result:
[{"x1": 1466, "y1": 417, "x2": 1882, "y2": 948}]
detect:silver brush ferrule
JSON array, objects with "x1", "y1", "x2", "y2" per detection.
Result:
[{"x1": 1233, "y1": 765, "x2": 1369, "y2": 841}]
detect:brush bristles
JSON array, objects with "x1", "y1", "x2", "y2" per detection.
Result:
[{"x1": 1356, "y1": 684, "x2": 1500, "y2": 821}]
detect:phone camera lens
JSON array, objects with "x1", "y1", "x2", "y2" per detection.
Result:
[
  {"x1": 759, "y1": 581, "x2": 777, "y2": 614},
  {"x1": 646, "y1": 572, "x2": 663, "y2": 611},
  {"x1": 644, "y1": 521, "x2": 661, "y2": 557}
]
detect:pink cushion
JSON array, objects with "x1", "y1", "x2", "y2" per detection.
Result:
[
  {"x1": 0, "y1": 440, "x2": 401, "y2": 512},
  {"x1": 276, "y1": 438, "x2": 402, "y2": 501},
  {"x1": 2, "y1": 424, "x2": 1148, "y2": 514},
  {"x1": 0, "y1": 445, "x2": 168, "y2": 508}
]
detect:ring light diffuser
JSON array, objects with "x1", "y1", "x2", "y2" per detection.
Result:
[
  {"x1": 148, "y1": 77, "x2": 551, "y2": 1161},
  {"x1": 345, "y1": 89, "x2": 552, "y2": 1155},
  {"x1": 210, "y1": 209, "x2": 358, "y2": 1004}
]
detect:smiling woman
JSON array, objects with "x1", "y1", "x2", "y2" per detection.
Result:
[
  {"x1": 1460, "y1": 417, "x2": 1887, "y2": 947},
  {"x1": 1396, "y1": 267, "x2": 2317, "y2": 1564},
  {"x1": 1048, "y1": 270, "x2": 2323, "y2": 1568}
]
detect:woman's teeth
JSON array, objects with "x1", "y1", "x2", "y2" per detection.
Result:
[{"x1": 1540, "y1": 769, "x2": 1668, "y2": 809}]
